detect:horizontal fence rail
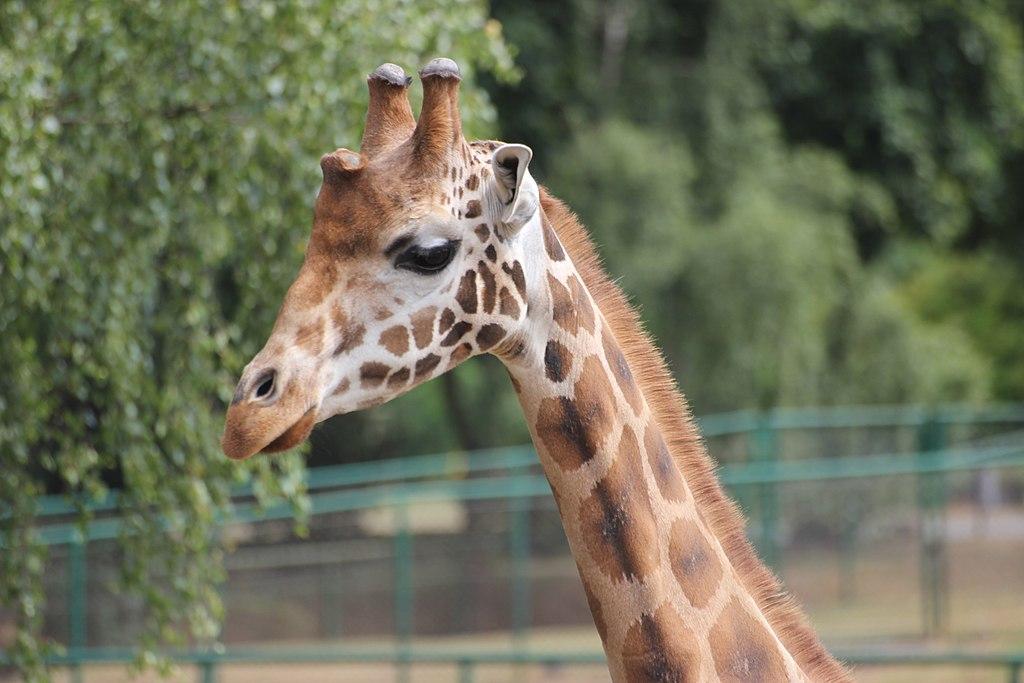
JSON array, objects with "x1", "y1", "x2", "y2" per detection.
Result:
[
  {"x1": 27, "y1": 402, "x2": 1024, "y2": 519},
  {"x1": 23, "y1": 441, "x2": 1024, "y2": 546}
]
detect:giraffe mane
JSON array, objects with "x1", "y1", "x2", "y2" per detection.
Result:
[{"x1": 539, "y1": 188, "x2": 851, "y2": 682}]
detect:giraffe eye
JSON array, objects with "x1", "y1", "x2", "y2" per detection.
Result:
[{"x1": 395, "y1": 239, "x2": 460, "y2": 275}]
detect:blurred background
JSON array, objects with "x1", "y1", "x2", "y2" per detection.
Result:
[{"x1": 1, "y1": 0, "x2": 1023, "y2": 681}]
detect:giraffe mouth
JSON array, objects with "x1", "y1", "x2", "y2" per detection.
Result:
[
  {"x1": 259, "y1": 406, "x2": 318, "y2": 455},
  {"x1": 222, "y1": 404, "x2": 318, "y2": 461}
]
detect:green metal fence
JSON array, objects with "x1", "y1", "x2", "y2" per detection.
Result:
[{"x1": 6, "y1": 403, "x2": 1024, "y2": 681}]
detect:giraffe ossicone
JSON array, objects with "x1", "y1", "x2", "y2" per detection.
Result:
[{"x1": 222, "y1": 58, "x2": 849, "y2": 683}]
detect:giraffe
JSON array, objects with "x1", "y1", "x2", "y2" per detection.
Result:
[{"x1": 221, "y1": 58, "x2": 850, "y2": 682}]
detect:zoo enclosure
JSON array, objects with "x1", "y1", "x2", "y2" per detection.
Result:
[{"x1": 11, "y1": 403, "x2": 1024, "y2": 682}]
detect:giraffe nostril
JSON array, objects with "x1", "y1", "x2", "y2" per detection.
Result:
[{"x1": 252, "y1": 370, "x2": 276, "y2": 401}]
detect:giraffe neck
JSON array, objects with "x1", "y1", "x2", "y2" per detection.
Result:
[{"x1": 500, "y1": 212, "x2": 809, "y2": 682}]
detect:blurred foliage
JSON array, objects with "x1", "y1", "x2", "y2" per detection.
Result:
[
  {"x1": 0, "y1": 0, "x2": 512, "y2": 677},
  {"x1": 892, "y1": 247, "x2": 1024, "y2": 401},
  {"x1": 3, "y1": 0, "x2": 1024, "y2": 676},
  {"x1": 488, "y1": 0, "x2": 1021, "y2": 412}
]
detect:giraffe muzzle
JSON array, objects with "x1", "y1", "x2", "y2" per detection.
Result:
[
  {"x1": 221, "y1": 402, "x2": 319, "y2": 460},
  {"x1": 221, "y1": 366, "x2": 320, "y2": 459}
]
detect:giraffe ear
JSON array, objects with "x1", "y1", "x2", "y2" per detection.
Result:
[{"x1": 491, "y1": 144, "x2": 538, "y2": 232}]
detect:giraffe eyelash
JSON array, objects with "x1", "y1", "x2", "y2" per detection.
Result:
[{"x1": 394, "y1": 239, "x2": 461, "y2": 275}]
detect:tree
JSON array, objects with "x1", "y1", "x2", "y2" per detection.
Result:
[
  {"x1": 0, "y1": 1, "x2": 514, "y2": 677},
  {"x1": 487, "y1": 0, "x2": 1007, "y2": 413}
]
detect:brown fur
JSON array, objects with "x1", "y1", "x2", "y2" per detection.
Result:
[
  {"x1": 361, "y1": 73, "x2": 416, "y2": 157},
  {"x1": 410, "y1": 306, "x2": 437, "y2": 349},
  {"x1": 222, "y1": 379, "x2": 314, "y2": 459},
  {"x1": 622, "y1": 604, "x2": 701, "y2": 683},
  {"x1": 540, "y1": 189, "x2": 850, "y2": 682},
  {"x1": 379, "y1": 325, "x2": 410, "y2": 356},
  {"x1": 579, "y1": 425, "x2": 660, "y2": 582},
  {"x1": 709, "y1": 597, "x2": 790, "y2": 681},
  {"x1": 668, "y1": 517, "x2": 722, "y2": 609},
  {"x1": 498, "y1": 286, "x2": 520, "y2": 318}
]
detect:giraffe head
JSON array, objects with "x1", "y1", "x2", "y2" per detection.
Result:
[{"x1": 222, "y1": 59, "x2": 542, "y2": 460}]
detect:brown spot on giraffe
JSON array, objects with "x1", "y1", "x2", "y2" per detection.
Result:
[
  {"x1": 441, "y1": 321, "x2": 472, "y2": 347},
  {"x1": 603, "y1": 331, "x2": 643, "y2": 414},
  {"x1": 503, "y1": 261, "x2": 526, "y2": 299},
  {"x1": 535, "y1": 355, "x2": 617, "y2": 471},
  {"x1": 359, "y1": 362, "x2": 390, "y2": 388},
  {"x1": 331, "y1": 377, "x2": 350, "y2": 396},
  {"x1": 709, "y1": 598, "x2": 789, "y2": 682},
  {"x1": 456, "y1": 269, "x2": 478, "y2": 314},
  {"x1": 669, "y1": 518, "x2": 723, "y2": 609},
  {"x1": 448, "y1": 342, "x2": 471, "y2": 368},
  {"x1": 474, "y1": 223, "x2": 490, "y2": 242},
  {"x1": 544, "y1": 340, "x2": 571, "y2": 382},
  {"x1": 439, "y1": 308, "x2": 456, "y2": 334},
  {"x1": 475, "y1": 323, "x2": 505, "y2": 351},
  {"x1": 569, "y1": 275, "x2": 596, "y2": 334},
  {"x1": 448, "y1": 342, "x2": 472, "y2": 368},
  {"x1": 542, "y1": 216, "x2": 566, "y2": 261},
  {"x1": 414, "y1": 353, "x2": 442, "y2": 381},
  {"x1": 498, "y1": 286, "x2": 520, "y2": 318},
  {"x1": 579, "y1": 426, "x2": 659, "y2": 582},
  {"x1": 334, "y1": 323, "x2": 366, "y2": 356},
  {"x1": 485, "y1": 244, "x2": 497, "y2": 262},
  {"x1": 644, "y1": 424, "x2": 690, "y2": 503},
  {"x1": 478, "y1": 261, "x2": 497, "y2": 313},
  {"x1": 464, "y1": 199, "x2": 482, "y2": 219},
  {"x1": 548, "y1": 274, "x2": 578, "y2": 335},
  {"x1": 379, "y1": 325, "x2": 409, "y2": 356},
  {"x1": 387, "y1": 367, "x2": 410, "y2": 389},
  {"x1": 410, "y1": 306, "x2": 437, "y2": 349},
  {"x1": 295, "y1": 318, "x2": 324, "y2": 355},
  {"x1": 465, "y1": 173, "x2": 479, "y2": 191},
  {"x1": 622, "y1": 604, "x2": 701, "y2": 683}
]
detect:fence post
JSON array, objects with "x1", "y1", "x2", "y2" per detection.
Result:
[
  {"x1": 916, "y1": 412, "x2": 949, "y2": 637},
  {"x1": 838, "y1": 510, "x2": 858, "y2": 603},
  {"x1": 509, "y1": 496, "x2": 531, "y2": 647},
  {"x1": 320, "y1": 565, "x2": 343, "y2": 638},
  {"x1": 394, "y1": 502, "x2": 413, "y2": 683},
  {"x1": 199, "y1": 660, "x2": 217, "y2": 683},
  {"x1": 68, "y1": 533, "x2": 87, "y2": 683},
  {"x1": 750, "y1": 413, "x2": 780, "y2": 570}
]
